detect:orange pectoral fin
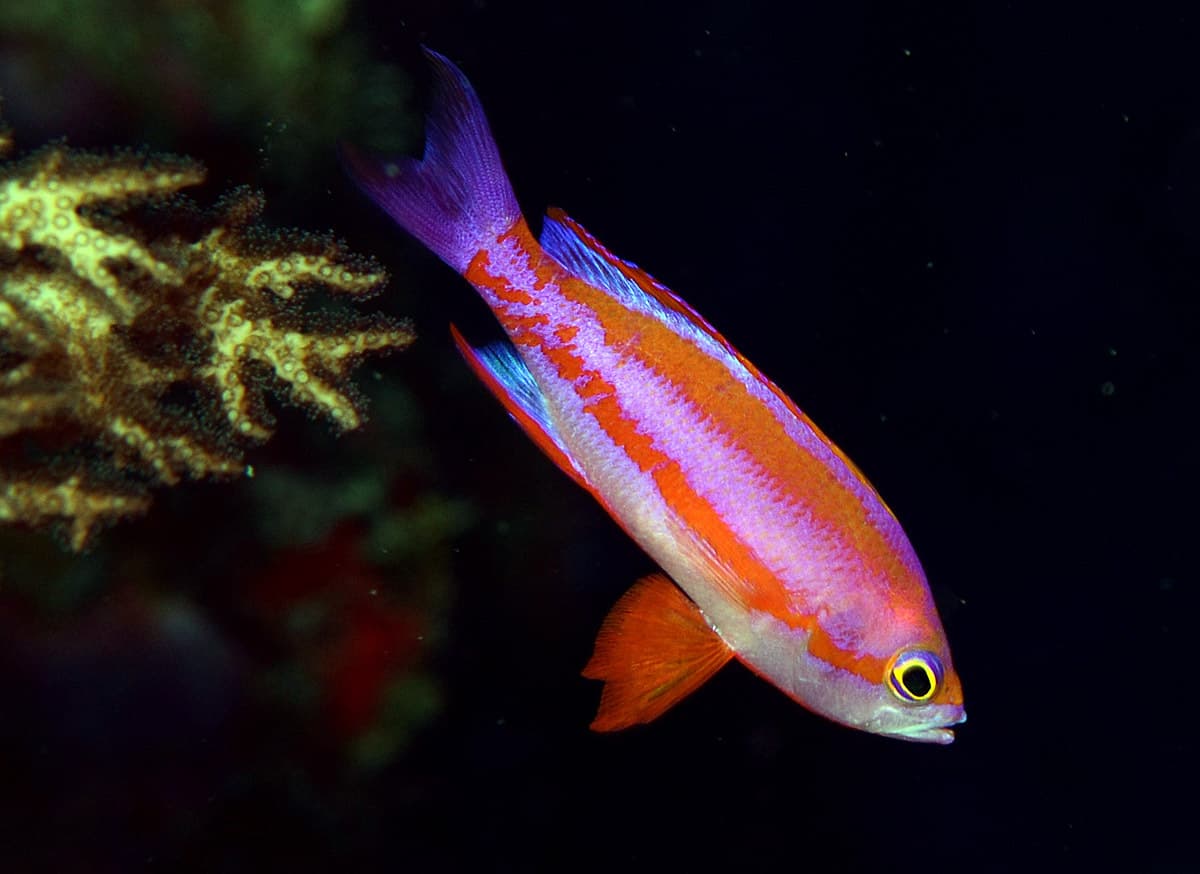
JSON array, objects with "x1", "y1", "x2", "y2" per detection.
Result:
[{"x1": 583, "y1": 573, "x2": 734, "y2": 732}]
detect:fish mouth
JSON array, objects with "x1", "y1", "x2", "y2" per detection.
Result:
[{"x1": 886, "y1": 710, "x2": 967, "y2": 746}]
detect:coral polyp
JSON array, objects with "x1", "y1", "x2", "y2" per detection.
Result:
[{"x1": 0, "y1": 138, "x2": 414, "y2": 549}]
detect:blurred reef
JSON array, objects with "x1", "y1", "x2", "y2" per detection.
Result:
[
  {"x1": 0, "y1": 0, "x2": 415, "y2": 182},
  {"x1": 0, "y1": 5, "x2": 481, "y2": 867}
]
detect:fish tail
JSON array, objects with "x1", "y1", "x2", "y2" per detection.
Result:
[{"x1": 342, "y1": 49, "x2": 522, "y2": 274}]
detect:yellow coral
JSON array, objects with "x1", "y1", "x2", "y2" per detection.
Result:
[
  {"x1": 189, "y1": 196, "x2": 403, "y2": 438},
  {"x1": 0, "y1": 147, "x2": 201, "y2": 320},
  {"x1": 0, "y1": 476, "x2": 151, "y2": 553},
  {"x1": 0, "y1": 142, "x2": 414, "y2": 549}
]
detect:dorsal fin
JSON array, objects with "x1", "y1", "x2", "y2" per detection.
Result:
[
  {"x1": 583, "y1": 573, "x2": 733, "y2": 731},
  {"x1": 540, "y1": 208, "x2": 878, "y2": 494},
  {"x1": 539, "y1": 208, "x2": 733, "y2": 348}
]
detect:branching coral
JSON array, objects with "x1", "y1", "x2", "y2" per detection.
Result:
[{"x1": 0, "y1": 135, "x2": 414, "y2": 549}]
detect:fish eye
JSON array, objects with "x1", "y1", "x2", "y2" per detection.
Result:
[{"x1": 887, "y1": 651, "x2": 943, "y2": 703}]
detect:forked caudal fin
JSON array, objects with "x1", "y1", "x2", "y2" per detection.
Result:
[{"x1": 341, "y1": 49, "x2": 522, "y2": 274}]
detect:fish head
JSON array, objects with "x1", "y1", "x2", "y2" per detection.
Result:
[
  {"x1": 850, "y1": 646, "x2": 966, "y2": 744},
  {"x1": 743, "y1": 611, "x2": 966, "y2": 744}
]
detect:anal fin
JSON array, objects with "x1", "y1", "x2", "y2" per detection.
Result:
[
  {"x1": 583, "y1": 573, "x2": 733, "y2": 732},
  {"x1": 451, "y1": 324, "x2": 592, "y2": 493}
]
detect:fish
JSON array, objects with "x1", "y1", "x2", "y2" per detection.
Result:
[{"x1": 344, "y1": 49, "x2": 966, "y2": 743}]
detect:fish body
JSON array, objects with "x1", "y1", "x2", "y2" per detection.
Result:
[{"x1": 346, "y1": 50, "x2": 965, "y2": 743}]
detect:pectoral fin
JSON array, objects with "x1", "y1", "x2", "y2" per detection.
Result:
[{"x1": 583, "y1": 573, "x2": 733, "y2": 731}]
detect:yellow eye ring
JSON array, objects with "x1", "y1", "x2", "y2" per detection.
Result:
[{"x1": 887, "y1": 651, "x2": 942, "y2": 703}]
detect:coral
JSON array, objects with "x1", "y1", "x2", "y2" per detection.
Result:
[{"x1": 0, "y1": 139, "x2": 414, "y2": 550}]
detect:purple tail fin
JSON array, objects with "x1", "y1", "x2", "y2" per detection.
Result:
[{"x1": 342, "y1": 49, "x2": 521, "y2": 274}]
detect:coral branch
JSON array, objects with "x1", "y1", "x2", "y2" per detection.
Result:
[
  {"x1": 0, "y1": 138, "x2": 414, "y2": 549},
  {"x1": 0, "y1": 475, "x2": 151, "y2": 552}
]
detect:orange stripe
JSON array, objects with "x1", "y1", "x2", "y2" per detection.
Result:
[
  {"x1": 466, "y1": 230, "x2": 795, "y2": 622},
  {"x1": 553, "y1": 275, "x2": 921, "y2": 612},
  {"x1": 465, "y1": 223, "x2": 908, "y2": 682}
]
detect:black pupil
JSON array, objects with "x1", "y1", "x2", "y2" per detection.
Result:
[{"x1": 902, "y1": 665, "x2": 932, "y2": 698}]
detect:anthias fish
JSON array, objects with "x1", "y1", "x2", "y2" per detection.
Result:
[{"x1": 346, "y1": 50, "x2": 965, "y2": 743}]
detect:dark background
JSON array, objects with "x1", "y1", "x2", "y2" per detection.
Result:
[{"x1": 1, "y1": 1, "x2": 1196, "y2": 871}]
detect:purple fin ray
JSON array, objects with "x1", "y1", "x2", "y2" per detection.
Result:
[
  {"x1": 539, "y1": 210, "x2": 658, "y2": 308},
  {"x1": 450, "y1": 326, "x2": 593, "y2": 492},
  {"x1": 471, "y1": 339, "x2": 559, "y2": 441},
  {"x1": 342, "y1": 49, "x2": 521, "y2": 274},
  {"x1": 539, "y1": 210, "x2": 725, "y2": 348}
]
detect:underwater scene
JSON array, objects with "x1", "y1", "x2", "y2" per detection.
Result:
[{"x1": 0, "y1": 1, "x2": 1194, "y2": 871}]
